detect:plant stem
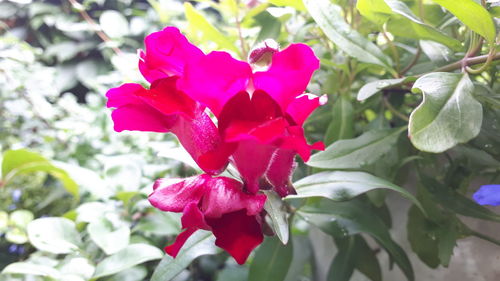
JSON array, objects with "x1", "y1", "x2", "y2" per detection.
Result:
[
  {"x1": 471, "y1": 230, "x2": 500, "y2": 247},
  {"x1": 383, "y1": 95, "x2": 409, "y2": 121},
  {"x1": 429, "y1": 52, "x2": 500, "y2": 74},
  {"x1": 235, "y1": 0, "x2": 248, "y2": 59},
  {"x1": 400, "y1": 47, "x2": 421, "y2": 75},
  {"x1": 382, "y1": 29, "x2": 400, "y2": 75}
]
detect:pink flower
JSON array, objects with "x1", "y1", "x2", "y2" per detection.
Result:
[
  {"x1": 148, "y1": 174, "x2": 266, "y2": 264},
  {"x1": 106, "y1": 26, "x2": 326, "y2": 264}
]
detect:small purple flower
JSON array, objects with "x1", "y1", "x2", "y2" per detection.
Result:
[
  {"x1": 473, "y1": 185, "x2": 500, "y2": 206},
  {"x1": 11, "y1": 189, "x2": 21, "y2": 203}
]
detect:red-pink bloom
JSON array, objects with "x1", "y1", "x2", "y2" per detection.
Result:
[
  {"x1": 106, "y1": 26, "x2": 326, "y2": 264},
  {"x1": 149, "y1": 174, "x2": 266, "y2": 264}
]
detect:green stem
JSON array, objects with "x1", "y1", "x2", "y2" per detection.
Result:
[
  {"x1": 383, "y1": 95, "x2": 409, "y2": 122},
  {"x1": 471, "y1": 230, "x2": 500, "y2": 247}
]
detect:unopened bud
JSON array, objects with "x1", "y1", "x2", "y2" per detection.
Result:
[{"x1": 248, "y1": 39, "x2": 279, "y2": 67}]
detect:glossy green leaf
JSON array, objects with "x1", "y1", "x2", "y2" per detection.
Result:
[
  {"x1": 1, "y1": 149, "x2": 79, "y2": 199},
  {"x1": 356, "y1": 0, "x2": 392, "y2": 25},
  {"x1": 151, "y1": 230, "x2": 218, "y2": 281},
  {"x1": 409, "y1": 73, "x2": 483, "y2": 153},
  {"x1": 88, "y1": 217, "x2": 130, "y2": 255},
  {"x1": 184, "y1": 2, "x2": 240, "y2": 55},
  {"x1": 325, "y1": 96, "x2": 354, "y2": 145},
  {"x1": 308, "y1": 127, "x2": 406, "y2": 169},
  {"x1": 93, "y1": 244, "x2": 163, "y2": 278},
  {"x1": 289, "y1": 171, "x2": 424, "y2": 214},
  {"x1": 248, "y1": 236, "x2": 293, "y2": 281},
  {"x1": 27, "y1": 217, "x2": 82, "y2": 254},
  {"x1": 431, "y1": 0, "x2": 496, "y2": 43},
  {"x1": 263, "y1": 190, "x2": 289, "y2": 244},
  {"x1": 298, "y1": 199, "x2": 414, "y2": 281},
  {"x1": 304, "y1": 0, "x2": 394, "y2": 71},
  {"x1": 357, "y1": 77, "x2": 416, "y2": 101},
  {"x1": 385, "y1": 0, "x2": 461, "y2": 49}
]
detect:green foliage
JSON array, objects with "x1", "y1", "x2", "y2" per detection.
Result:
[{"x1": 1, "y1": 0, "x2": 500, "y2": 280}]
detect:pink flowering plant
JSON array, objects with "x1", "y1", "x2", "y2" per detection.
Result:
[{"x1": 107, "y1": 26, "x2": 326, "y2": 264}]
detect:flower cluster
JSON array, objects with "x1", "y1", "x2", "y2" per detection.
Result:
[{"x1": 106, "y1": 27, "x2": 326, "y2": 264}]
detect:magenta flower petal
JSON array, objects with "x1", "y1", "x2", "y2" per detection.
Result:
[
  {"x1": 139, "y1": 26, "x2": 204, "y2": 82},
  {"x1": 253, "y1": 43, "x2": 320, "y2": 110},
  {"x1": 181, "y1": 202, "x2": 210, "y2": 229},
  {"x1": 179, "y1": 51, "x2": 252, "y2": 115},
  {"x1": 206, "y1": 210, "x2": 264, "y2": 265},
  {"x1": 106, "y1": 83, "x2": 177, "y2": 132},
  {"x1": 171, "y1": 113, "x2": 234, "y2": 175},
  {"x1": 231, "y1": 140, "x2": 276, "y2": 194},
  {"x1": 201, "y1": 176, "x2": 267, "y2": 217},
  {"x1": 265, "y1": 149, "x2": 297, "y2": 197},
  {"x1": 278, "y1": 126, "x2": 325, "y2": 162},
  {"x1": 164, "y1": 227, "x2": 198, "y2": 258},
  {"x1": 148, "y1": 175, "x2": 209, "y2": 212},
  {"x1": 286, "y1": 94, "x2": 328, "y2": 126}
]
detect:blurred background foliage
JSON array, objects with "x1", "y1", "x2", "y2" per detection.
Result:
[{"x1": 0, "y1": 0, "x2": 499, "y2": 280}]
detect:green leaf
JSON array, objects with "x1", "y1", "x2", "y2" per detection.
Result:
[
  {"x1": 327, "y1": 237, "x2": 356, "y2": 281},
  {"x1": 2, "y1": 262, "x2": 61, "y2": 279},
  {"x1": 27, "y1": 217, "x2": 82, "y2": 254},
  {"x1": 9, "y1": 209, "x2": 34, "y2": 229},
  {"x1": 409, "y1": 73, "x2": 483, "y2": 153},
  {"x1": 354, "y1": 236, "x2": 382, "y2": 281},
  {"x1": 93, "y1": 244, "x2": 163, "y2": 278},
  {"x1": 357, "y1": 77, "x2": 416, "y2": 101},
  {"x1": 100, "y1": 10, "x2": 129, "y2": 38},
  {"x1": 248, "y1": 236, "x2": 293, "y2": 281},
  {"x1": 325, "y1": 96, "x2": 355, "y2": 145},
  {"x1": 254, "y1": 11, "x2": 282, "y2": 42},
  {"x1": 1, "y1": 149, "x2": 79, "y2": 199},
  {"x1": 0, "y1": 211, "x2": 8, "y2": 232},
  {"x1": 6, "y1": 227, "x2": 29, "y2": 244},
  {"x1": 289, "y1": 171, "x2": 424, "y2": 214},
  {"x1": 407, "y1": 206, "x2": 440, "y2": 268},
  {"x1": 88, "y1": 217, "x2": 130, "y2": 255},
  {"x1": 298, "y1": 199, "x2": 414, "y2": 281},
  {"x1": 268, "y1": 0, "x2": 306, "y2": 11},
  {"x1": 431, "y1": 0, "x2": 496, "y2": 44},
  {"x1": 421, "y1": 177, "x2": 500, "y2": 223},
  {"x1": 385, "y1": 0, "x2": 461, "y2": 49},
  {"x1": 308, "y1": 127, "x2": 406, "y2": 169},
  {"x1": 263, "y1": 190, "x2": 289, "y2": 244},
  {"x1": 217, "y1": 265, "x2": 248, "y2": 281},
  {"x1": 184, "y1": 2, "x2": 240, "y2": 55},
  {"x1": 356, "y1": 0, "x2": 392, "y2": 25},
  {"x1": 303, "y1": 0, "x2": 394, "y2": 71},
  {"x1": 151, "y1": 230, "x2": 218, "y2": 281}
]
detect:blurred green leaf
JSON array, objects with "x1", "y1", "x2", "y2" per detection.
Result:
[
  {"x1": 431, "y1": 0, "x2": 496, "y2": 44},
  {"x1": 327, "y1": 236, "x2": 356, "y2": 281},
  {"x1": 268, "y1": 0, "x2": 306, "y2": 11},
  {"x1": 1, "y1": 149, "x2": 79, "y2": 199},
  {"x1": 385, "y1": 0, "x2": 461, "y2": 49},
  {"x1": 27, "y1": 217, "x2": 82, "y2": 254},
  {"x1": 9, "y1": 210, "x2": 34, "y2": 229},
  {"x1": 356, "y1": 0, "x2": 392, "y2": 25},
  {"x1": 298, "y1": 199, "x2": 414, "y2": 281},
  {"x1": 325, "y1": 96, "x2": 354, "y2": 145},
  {"x1": 88, "y1": 217, "x2": 130, "y2": 255},
  {"x1": 409, "y1": 73, "x2": 483, "y2": 153},
  {"x1": 93, "y1": 244, "x2": 163, "y2": 279},
  {"x1": 355, "y1": 236, "x2": 382, "y2": 281},
  {"x1": 151, "y1": 230, "x2": 218, "y2": 281},
  {"x1": 407, "y1": 206, "x2": 440, "y2": 268},
  {"x1": 184, "y1": 2, "x2": 240, "y2": 55},
  {"x1": 308, "y1": 127, "x2": 406, "y2": 169},
  {"x1": 289, "y1": 171, "x2": 424, "y2": 214},
  {"x1": 254, "y1": 11, "x2": 282, "y2": 42},
  {"x1": 2, "y1": 262, "x2": 61, "y2": 279},
  {"x1": 99, "y1": 10, "x2": 129, "y2": 38},
  {"x1": 304, "y1": 0, "x2": 394, "y2": 71},
  {"x1": 217, "y1": 265, "x2": 248, "y2": 281},
  {"x1": 248, "y1": 236, "x2": 293, "y2": 281}
]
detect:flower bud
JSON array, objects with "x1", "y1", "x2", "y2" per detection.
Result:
[{"x1": 248, "y1": 39, "x2": 279, "y2": 67}]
